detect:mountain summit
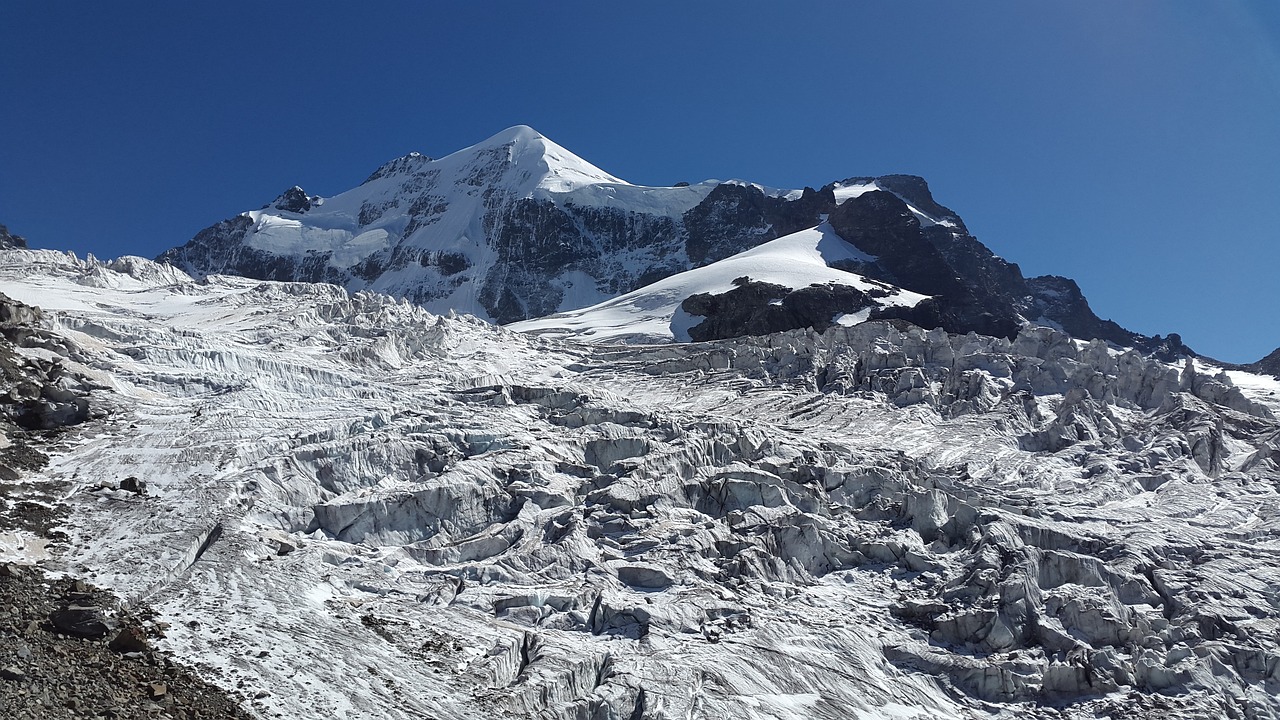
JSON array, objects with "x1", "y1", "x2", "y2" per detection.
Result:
[
  {"x1": 158, "y1": 126, "x2": 1158, "y2": 350},
  {"x1": 438, "y1": 124, "x2": 628, "y2": 193}
]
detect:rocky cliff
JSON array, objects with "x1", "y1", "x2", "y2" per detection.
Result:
[
  {"x1": 1249, "y1": 347, "x2": 1280, "y2": 377},
  {"x1": 0, "y1": 224, "x2": 28, "y2": 250}
]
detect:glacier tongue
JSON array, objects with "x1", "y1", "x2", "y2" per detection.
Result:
[{"x1": 4, "y1": 248, "x2": 1280, "y2": 720}]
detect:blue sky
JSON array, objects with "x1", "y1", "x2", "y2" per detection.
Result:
[{"x1": 2, "y1": 2, "x2": 1278, "y2": 362}]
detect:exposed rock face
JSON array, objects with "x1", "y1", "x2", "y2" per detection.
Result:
[
  {"x1": 828, "y1": 190, "x2": 967, "y2": 296},
  {"x1": 270, "y1": 186, "x2": 320, "y2": 214},
  {"x1": 824, "y1": 190, "x2": 1163, "y2": 350},
  {"x1": 0, "y1": 224, "x2": 27, "y2": 250},
  {"x1": 683, "y1": 183, "x2": 835, "y2": 265},
  {"x1": 828, "y1": 190, "x2": 1023, "y2": 338},
  {"x1": 1025, "y1": 275, "x2": 1136, "y2": 347},
  {"x1": 681, "y1": 277, "x2": 875, "y2": 341},
  {"x1": 1249, "y1": 346, "x2": 1280, "y2": 377},
  {"x1": 48, "y1": 605, "x2": 112, "y2": 638},
  {"x1": 0, "y1": 292, "x2": 93, "y2": 432}
]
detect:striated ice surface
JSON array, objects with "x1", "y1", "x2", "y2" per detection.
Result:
[{"x1": 3, "y1": 248, "x2": 1279, "y2": 719}]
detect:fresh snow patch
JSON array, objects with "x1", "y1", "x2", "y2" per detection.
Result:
[
  {"x1": 834, "y1": 308, "x2": 873, "y2": 327},
  {"x1": 552, "y1": 180, "x2": 718, "y2": 218},
  {"x1": 331, "y1": 228, "x2": 391, "y2": 269},
  {"x1": 832, "y1": 181, "x2": 880, "y2": 204},
  {"x1": 1224, "y1": 368, "x2": 1280, "y2": 415},
  {"x1": 510, "y1": 223, "x2": 926, "y2": 343},
  {"x1": 245, "y1": 213, "x2": 358, "y2": 260}
]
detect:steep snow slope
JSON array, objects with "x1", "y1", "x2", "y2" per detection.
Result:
[
  {"x1": 5, "y1": 247, "x2": 1280, "y2": 720},
  {"x1": 511, "y1": 223, "x2": 928, "y2": 343}
]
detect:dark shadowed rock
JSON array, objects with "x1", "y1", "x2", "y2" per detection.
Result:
[
  {"x1": 683, "y1": 184, "x2": 836, "y2": 266},
  {"x1": 683, "y1": 277, "x2": 873, "y2": 342},
  {"x1": 1248, "y1": 347, "x2": 1280, "y2": 377},
  {"x1": 272, "y1": 186, "x2": 317, "y2": 213},
  {"x1": 684, "y1": 184, "x2": 778, "y2": 266},
  {"x1": 0, "y1": 291, "x2": 42, "y2": 327},
  {"x1": 1140, "y1": 332, "x2": 1196, "y2": 362},
  {"x1": 108, "y1": 625, "x2": 150, "y2": 653},
  {"x1": 1026, "y1": 275, "x2": 1138, "y2": 347},
  {"x1": 49, "y1": 605, "x2": 112, "y2": 638},
  {"x1": 828, "y1": 190, "x2": 947, "y2": 289},
  {"x1": 829, "y1": 191, "x2": 1022, "y2": 339},
  {"x1": 0, "y1": 224, "x2": 28, "y2": 250},
  {"x1": 825, "y1": 189, "x2": 1167, "y2": 348},
  {"x1": 873, "y1": 174, "x2": 967, "y2": 231}
]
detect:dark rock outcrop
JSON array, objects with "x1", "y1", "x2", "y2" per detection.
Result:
[
  {"x1": 0, "y1": 293, "x2": 92, "y2": 431},
  {"x1": 682, "y1": 277, "x2": 874, "y2": 341},
  {"x1": 48, "y1": 605, "x2": 112, "y2": 638},
  {"x1": 683, "y1": 183, "x2": 836, "y2": 265},
  {"x1": 1025, "y1": 275, "x2": 1138, "y2": 347},
  {"x1": 828, "y1": 190, "x2": 1022, "y2": 339},
  {"x1": 826, "y1": 185, "x2": 1179, "y2": 350},
  {"x1": 1248, "y1": 346, "x2": 1280, "y2": 377},
  {"x1": 271, "y1": 186, "x2": 319, "y2": 214},
  {"x1": 0, "y1": 224, "x2": 27, "y2": 250}
]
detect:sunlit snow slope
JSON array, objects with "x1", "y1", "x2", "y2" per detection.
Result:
[
  {"x1": 510, "y1": 223, "x2": 928, "y2": 343},
  {"x1": 6, "y1": 247, "x2": 1280, "y2": 720}
]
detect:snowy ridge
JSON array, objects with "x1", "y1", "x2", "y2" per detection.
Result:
[
  {"x1": 437, "y1": 124, "x2": 628, "y2": 194},
  {"x1": 5, "y1": 246, "x2": 1280, "y2": 719},
  {"x1": 510, "y1": 223, "x2": 928, "y2": 343}
]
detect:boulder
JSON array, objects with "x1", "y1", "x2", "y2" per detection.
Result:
[
  {"x1": 49, "y1": 605, "x2": 112, "y2": 638},
  {"x1": 108, "y1": 625, "x2": 149, "y2": 653}
]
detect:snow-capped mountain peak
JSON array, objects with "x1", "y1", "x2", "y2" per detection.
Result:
[
  {"x1": 432, "y1": 124, "x2": 629, "y2": 194},
  {"x1": 159, "y1": 127, "x2": 1159, "y2": 351}
]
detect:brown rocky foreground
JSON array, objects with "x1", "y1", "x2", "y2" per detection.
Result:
[{"x1": 0, "y1": 562, "x2": 255, "y2": 719}]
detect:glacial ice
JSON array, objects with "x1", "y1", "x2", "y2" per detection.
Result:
[{"x1": 3, "y1": 248, "x2": 1279, "y2": 719}]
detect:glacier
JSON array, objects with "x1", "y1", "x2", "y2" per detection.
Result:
[{"x1": 3, "y1": 246, "x2": 1279, "y2": 719}]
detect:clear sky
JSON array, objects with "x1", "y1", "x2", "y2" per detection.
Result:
[{"x1": 2, "y1": 2, "x2": 1278, "y2": 362}]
